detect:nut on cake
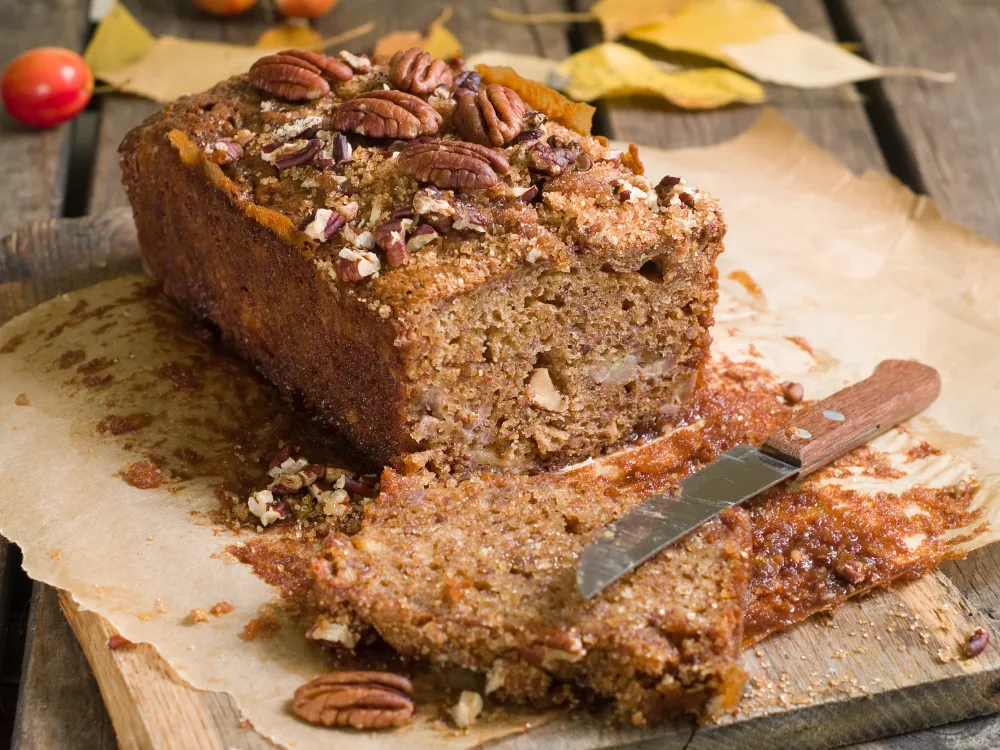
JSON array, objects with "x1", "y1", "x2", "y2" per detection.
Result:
[{"x1": 120, "y1": 48, "x2": 724, "y2": 472}]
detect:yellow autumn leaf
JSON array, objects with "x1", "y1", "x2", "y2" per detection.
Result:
[
  {"x1": 626, "y1": 0, "x2": 952, "y2": 88},
  {"x1": 255, "y1": 21, "x2": 324, "y2": 50},
  {"x1": 559, "y1": 42, "x2": 764, "y2": 108},
  {"x1": 421, "y1": 21, "x2": 462, "y2": 59},
  {"x1": 373, "y1": 6, "x2": 461, "y2": 60},
  {"x1": 591, "y1": 0, "x2": 687, "y2": 41},
  {"x1": 98, "y1": 37, "x2": 271, "y2": 102},
  {"x1": 83, "y1": 2, "x2": 155, "y2": 78}
]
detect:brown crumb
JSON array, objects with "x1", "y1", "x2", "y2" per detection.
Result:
[
  {"x1": 210, "y1": 601, "x2": 234, "y2": 616},
  {"x1": 14, "y1": 393, "x2": 29, "y2": 406},
  {"x1": 240, "y1": 615, "x2": 281, "y2": 641},
  {"x1": 97, "y1": 412, "x2": 154, "y2": 436},
  {"x1": 189, "y1": 608, "x2": 211, "y2": 624},
  {"x1": 781, "y1": 381, "x2": 804, "y2": 404},
  {"x1": 124, "y1": 460, "x2": 164, "y2": 489},
  {"x1": 108, "y1": 634, "x2": 133, "y2": 650},
  {"x1": 239, "y1": 717, "x2": 252, "y2": 729},
  {"x1": 965, "y1": 627, "x2": 990, "y2": 658}
]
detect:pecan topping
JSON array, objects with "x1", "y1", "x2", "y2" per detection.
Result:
[
  {"x1": 301, "y1": 208, "x2": 346, "y2": 242},
  {"x1": 337, "y1": 49, "x2": 372, "y2": 74},
  {"x1": 271, "y1": 138, "x2": 323, "y2": 171},
  {"x1": 335, "y1": 248, "x2": 381, "y2": 282},
  {"x1": 388, "y1": 47, "x2": 453, "y2": 95},
  {"x1": 454, "y1": 69, "x2": 482, "y2": 93},
  {"x1": 249, "y1": 49, "x2": 352, "y2": 101},
  {"x1": 373, "y1": 214, "x2": 415, "y2": 268},
  {"x1": 292, "y1": 671, "x2": 414, "y2": 729},
  {"x1": 527, "y1": 142, "x2": 578, "y2": 177},
  {"x1": 331, "y1": 90, "x2": 442, "y2": 139},
  {"x1": 398, "y1": 140, "x2": 509, "y2": 190},
  {"x1": 512, "y1": 127, "x2": 543, "y2": 145},
  {"x1": 781, "y1": 381, "x2": 805, "y2": 404},
  {"x1": 453, "y1": 85, "x2": 526, "y2": 147},
  {"x1": 203, "y1": 139, "x2": 243, "y2": 165}
]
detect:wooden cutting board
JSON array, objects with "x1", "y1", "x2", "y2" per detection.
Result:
[{"x1": 5, "y1": 211, "x2": 1000, "y2": 750}]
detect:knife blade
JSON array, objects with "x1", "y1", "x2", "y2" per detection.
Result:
[{"x1": 576, "y1": 359, "x2": 942, "y2": 599}]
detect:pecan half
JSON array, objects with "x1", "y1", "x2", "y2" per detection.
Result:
[
  {"x1": 293, "y1": 671, "x2": 414, "y2": 729},
  {"x1": 331, "y1": 90, "x2": 442, "y2": 139},
  {"x1": 249, "y1": 50, "x2": 352, "y2": 101},
  {"x1": 388, "y1": 47, "x2": 453, "y2": 95},
  {"x1": 454, "y1": 85, "x2": 526, "y2": 147},
  {"x1": 398, "y1": 140, "x2": 509, "y2": 190}
]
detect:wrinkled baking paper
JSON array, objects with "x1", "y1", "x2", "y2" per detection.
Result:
[{"x1": 1, "y1": 110, "x2": 999, "y2": 749}]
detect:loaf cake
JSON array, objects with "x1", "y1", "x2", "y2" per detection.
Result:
[
  {"x1": 312, "y1": 466, "x2": 750, "y2": 725},
  {"x1": 120, "y1": 48, "x2": 725, "y2": 473}
]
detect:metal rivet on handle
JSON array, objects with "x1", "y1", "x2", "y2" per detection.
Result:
[
  {"x1": 823, "y1": 409, "x2": 846, "y2": 422},
  {"x1": 793, "y1": 428, "x2": 812, "y2": 440}
]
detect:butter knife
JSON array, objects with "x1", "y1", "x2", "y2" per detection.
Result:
[{"x1": 576, "y1": 359, "x2": 941, "y2": 599}]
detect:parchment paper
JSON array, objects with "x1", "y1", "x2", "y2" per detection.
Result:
[{"x1": 0, "y1": 110, "x2": 998, "y2": 749}]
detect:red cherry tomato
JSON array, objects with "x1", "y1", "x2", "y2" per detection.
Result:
[{"x1": 2, "y1": 47, "x2": 93, "y2": 128}]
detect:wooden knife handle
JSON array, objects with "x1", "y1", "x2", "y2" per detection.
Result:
[{"x1": 760, "y1": 359, "x2": 941, "y2": 476}]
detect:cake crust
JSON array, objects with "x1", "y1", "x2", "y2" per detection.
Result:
[{"x1": 120, "y1": 51, "x2": 724, "y2": 472}]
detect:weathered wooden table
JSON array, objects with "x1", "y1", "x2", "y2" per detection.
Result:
[{"x1": 1, "y1": 1, "x2": 999, "y2": 747}]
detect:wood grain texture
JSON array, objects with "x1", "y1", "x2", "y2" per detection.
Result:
[
  {"x1": 762, "y1": 360, "x2": 941, "y2": 473},
  {"x1": 0, "y1": 0, "x2": 88, "y2": 236},
  {"x1": 87, "y1": 0, "x2": 271, "y2": 215},
  {"x1": 843, "y1": 0, "x2": 1000, "y2": 242},
  {"x1": 573, "y1": 0, "x2": 885, "y2": 176},
  {"x1": 59, "y1": 592, "x2": 275, "y2": 750},
  {"x1": 11, "y1": 586, "x2": 117, "y2": 750}
]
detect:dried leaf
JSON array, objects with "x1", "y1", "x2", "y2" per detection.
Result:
[
  {"x1": 626, "y1": 0, "x2": 953, "y2": 88},
  {"x1": 83, "y1": 1, "x2": 155, "y2": 78},
  {"x1": 316, "y1": 20, "x2": 377, "y2": 50},
  {"x1": 476, "y1": 64, "x2": 594, "y2": 136},
  {"x1": 98, "y1": 36, "x2": 269, "y2": 103},
  {"x1": 464, "y1": 51, "x2": 562, "y2": 88},
  {"x1": 374, "y1": 5, "x2": 461, "y2": 61},
  {"x1": 591, "y1": 0, "x2": 687, "y2": 41},
  {"x1": 558, "y1": 42, "x2": 764, "y2": 108},
  {"x1": 256, "y1": 21, "x2": 324, "y2": 50}
]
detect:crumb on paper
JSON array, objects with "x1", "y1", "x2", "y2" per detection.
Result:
[
  {"x1": 240, "y1": 615, "x2": 281, "y2": 641},
  {"x1": 189, "y1": 608, "x2": 211, "y2": 624},
  {"x1": 14, "y1": 392, "x2": 29, "y2": 406},
  {"x1": 211, "y1": 601, "x2": 234, "y2": 616},
  {"x1": 450, "y1": 691, "x2": 484, "y2": 729}
]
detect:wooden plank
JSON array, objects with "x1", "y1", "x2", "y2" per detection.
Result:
[
  {"x1": 0, "y1": 0, "x2": 88, "y2": 236},
  {"x1": 87, "y1": 0, "x2": 272, "y2": 215},
  {"x1": 842, "y1": 0, "x2": 1000, "y2": 242},
  {"x1": 59, "y1": 591, "x2": 275, "y2": 750},
  {"x1": 834, "y1": 2, "x2": 1000, "y2": 745},
  {"x1": 10, "y1": 586, "x2": 116, "y2": 749},
  {"x1": 572, "y1": 0, "x2": 885, "y2": 176}
]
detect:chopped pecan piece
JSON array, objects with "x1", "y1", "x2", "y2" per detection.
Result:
[
  {"x1": 512, "y1": 127, "x2": 543, "y2": 145},
  {"x1": 453, "y1": 84, "x2": 526, "y2": 147},
  {"x1": 337, "y1": 49, "x2": 372, "y2": 74},
  {"x1": 781, "y1": 381, "x2": 805, "y2": 405},
  {"x1": 292, "y1": 671, "x2": 414, "y2": 729},
  {"x1": 249, "y1": 49, "x2": 352, "y2": 101},
  {"x1": 406, "y1": 224, "x2": 438, "y2": 253},
  {"x1": 527, "y1": 142, "x2": 577, "y2": 177},
  {"x1": 262, "y1": 138, "x2": 323, "y2": 171},
  {"x1": 301, "y1": 208, "x2": 346, "y2": 242},
  {"x1": 373, "y1": 215, "x2": 414, "y2": 267},
  {"x1": 966, "y1": 627, "x2": 990, "y2": 658},
  {"x1": 203, "y1": 139, "x2": 243, "y2": 165},
  {"x1": 335, "y1": 248, "x2": 381, "y2": 282},
  {"x1": 454, "y1": 69, "x2": 482, "y2": 93},
  {"x1": 331, "y1": 90, "x2": 442, "y2": 139},
  {"x1": 398, "y1": 140, "x2": 509, "y2": 190},
  {"x1": 388, "y1": 47, "x2": 453, "y2": 95}
]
